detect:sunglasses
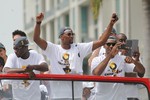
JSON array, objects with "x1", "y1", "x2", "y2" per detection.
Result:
[
  {"x1": 106, "y1": 43, "x2": 116, "y2": 47},
  {"x1": 65, "y1": 33, "x2": 75, "y2": 36}
]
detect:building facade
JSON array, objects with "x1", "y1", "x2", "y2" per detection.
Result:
[{"x1": 23, "y1": 0, "x2": 150, "y2": 77}]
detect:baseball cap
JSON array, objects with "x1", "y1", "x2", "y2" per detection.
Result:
[
  {"x1": 108, "y1": 36, "x2": 117, "y2": 40},
  {"x1": 13, "y1": 37, "x2": 29, "y2": 47},
  {"x1": 106, "y1": 36, "x2": 117, "y2": 44},
  {"x1": 111, "y1": 28, "x2": 117, "y2": 34},
  {"x1": 59, "y1": 27, "x2": 74, "y2": 38},
  {"x1": 0, "y1": 42, "x2": 5, "y2": 50}
]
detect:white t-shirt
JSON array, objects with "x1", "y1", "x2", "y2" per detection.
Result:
[
  {"x1": 42, "y1": 42, "x2": 93, "y2": 99},
  {"x1": 124, "y1": 63, "x2": 140, "y2": 99},
  {"x1": 98, "y1": 46, "x2": 106, "y2": 56},
  {"x1": 91, "y1": 54, "x2": 135, "y2": 100},
  {"x1": 43, "y1": 42, "x2": 93, "y2": 74},
  {"x1": 4, "y1": 51, "x2": 46, "y2": 100}
]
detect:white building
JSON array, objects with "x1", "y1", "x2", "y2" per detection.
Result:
[{"x1": 23, "y1": 0, "x2": 150, "y2": 77}]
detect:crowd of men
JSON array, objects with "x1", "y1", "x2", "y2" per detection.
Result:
[{"x1": 0, "y1": 12, "x2": 145, "y2": 100}]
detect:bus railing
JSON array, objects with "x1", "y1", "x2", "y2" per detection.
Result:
[{"x1": 0, "y1": 74, "x2": 150, "y2": 99}]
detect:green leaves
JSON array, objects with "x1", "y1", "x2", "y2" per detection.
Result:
[{"x1": 90, "y1": 0, "x2": 102, "y2": 20}]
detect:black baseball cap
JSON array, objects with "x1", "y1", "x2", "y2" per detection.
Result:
[{"x1": 13, "y1": 37, "x2": 29, "y2": 47}]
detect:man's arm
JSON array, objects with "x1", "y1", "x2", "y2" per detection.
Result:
[
  {"x1": 34, "y1": 12, "x2": 47, "y2": 50},
  {"x1": 133, "y1": 61, "x2": 145, "y2": 77},
  {"x1": 3, "y1": 67, "x2": 25, "y2": 73},
  {"x1": 3, "y1": 63, "x2": 48, "y2": 73},
  {"x1": 92, "y1": 13, "x2": 118, "y2": 51},
  {"x1": 25, "y1": 62, "x2": 49, "y2": 72},
  {"x1": 125, "y1": 47, "x2": 145, "y2": 77},
  {"x1": 125, "y1": 56, "x2": 145, "y2": 77},
  {"x1": 92, "y1": 54, "x2": 112, "y2": 75}
]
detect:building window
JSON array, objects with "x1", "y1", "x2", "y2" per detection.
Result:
[
  {"x1": 73, "y1": 8, "x2": 75, "y2": 29},
  {"x1": 95, "y1": 28, "x2": 98, "y2": 39},
  {"x1": 42, "y1": 25, "x2": 46, "y2": 40},
  {"x1": 65, "y1": 14, "x2": 69, "y2": 26},
  {"x1": 81, "y1": 6, "x2": 88, "y2": 42},
  {"x1": 81, "y1": 6, "x2": 88, "y2": 33},
  {"x1": 115, "y1": 0, "x2": 120, "y2": 33},
  {"x1": 50, "y1": 21, "x2": 55, "y2": 43}
]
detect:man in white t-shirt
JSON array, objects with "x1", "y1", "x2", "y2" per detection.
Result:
[
  {"x1": 91, "y1": 36, "x2": 145, "y2": 100},
  {"x1": 116, "y1": 33, "x2": 145, "y2": 100},
  {"x1": 88, "y1": 27, "x2": 117, "y2": 67},
  {"x1": 3, "y1": 37, "x2": 49, "y2": 100},
  {"x1": 33, "y1": 12, "x2": 118, "y2": 99}
]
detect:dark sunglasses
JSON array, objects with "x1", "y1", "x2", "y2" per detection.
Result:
[
  {"x1": 106, "y1": 43, "x2": 116, "y2": 47},
  {"x1": 66, "y1": 33, "x2": 75, "y2": 36}
]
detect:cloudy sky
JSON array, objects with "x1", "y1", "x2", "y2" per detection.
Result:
[{"x1": 0, "y1": 0, "x2": 23, "y2": 55}]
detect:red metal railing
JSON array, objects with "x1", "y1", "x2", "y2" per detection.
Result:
[{"x1": 0, "y1": 73, "x2": 150, "y2": 98}]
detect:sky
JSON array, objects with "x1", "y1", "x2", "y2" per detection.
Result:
[{"x1": 0, "y1": 0, "x2": 23, "y2": 55}]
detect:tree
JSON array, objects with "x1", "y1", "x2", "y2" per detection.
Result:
[{"x1": 90, "y1": 0, "x2": 102, "y2": 21}]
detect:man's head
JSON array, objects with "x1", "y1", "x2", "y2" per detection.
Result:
[
  {"x1": 104, "y1": 36, "x2": 117, "y2": 54},
  {"x1": 12, "y1": 30, "x2": 27, "y2": 41},
  {"x1": 13, "y1": 37, "x2": 29, "y2": 58},
  {"x1": 0, "y1": 42, "x2": 6, "y2": 61},
  {"x1": 59, "y1": 27, "x2": 75, "y2": 45},
  {"x1": 116, "y1": 33, "x2": 127, "y2": 44}
]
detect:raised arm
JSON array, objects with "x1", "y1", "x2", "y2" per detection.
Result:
[
  {"x1": 92, "y1": 13, "x2": 118, "y2": 51},
  {"x1": 125, "y1": 48, "x2": 145, "y2": 77},
  {"x1": 34, "y1": 12, "x2": 47, "y2": 50},
  {"x1": 125, "y1": 56, "x2": 145, "y2": 77}
]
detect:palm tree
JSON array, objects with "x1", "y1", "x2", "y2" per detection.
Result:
[{"x1": 90, "y1": 0, "x2": 102, "y2": 21}]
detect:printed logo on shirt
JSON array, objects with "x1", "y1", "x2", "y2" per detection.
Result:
[
  {"x1": 104, "y1": 62, "x2": 122, "y2": 76},
  {"x1": 58, "y1": 53, "x2": 71, "y2": 73},
  {"x1": 22, "y1": 80, "x2": 30, "y2": 87},
  {"x1": 21, "y1": 66, "x2": 30, "y2": 87}
]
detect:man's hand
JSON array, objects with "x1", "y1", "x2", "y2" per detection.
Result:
[
  {"x1": 82, "y1": 87, "x2": 91, "y2": 99},
  {"x1": 29, "y1": 71, "x2": 36, "y2": 79},
  {"x1": 25, "y1": 65, "x2": 35, "y2": 72},
  {"x1": 125, "y1": 56, "x2": 134, "y2": 63},
  {"x1": 110, "y1": 42, "x2": 121, "y2": 58},
  {"x1": 36, "y1": 12, "x2": 44, "y2": 23},
  {"x1": 24, "y1": 65, "x2": 36, "y2": 79},
  {"x1": 132, "y1": 47, "x2": 140, "y2": 61},
  {"x1": 110, "y1": 13, "x2": 119, "y2": 25}
]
